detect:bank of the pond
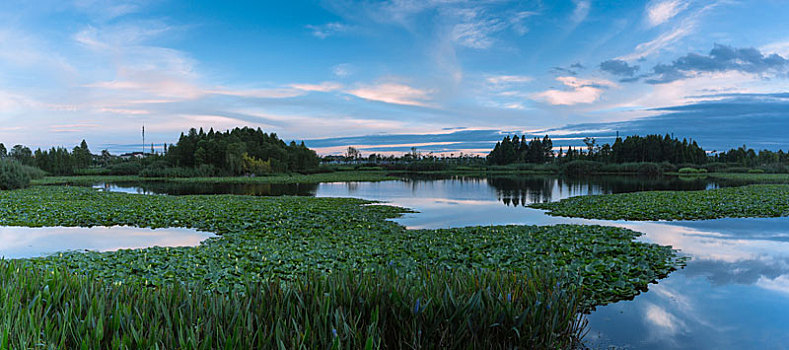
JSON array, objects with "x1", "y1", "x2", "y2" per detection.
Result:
[
  {"x1": 31, "y1": 171, "x2": 400, "y2": 187},
  {"x1": 2, "y1": 186, "x2": 683, "y2": 309},
  {"x1": 532, "y1": 184, "x2": 789, "y2": 221}
]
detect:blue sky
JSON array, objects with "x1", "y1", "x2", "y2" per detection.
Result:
[{"x1": 1, "y1": 0, "x2": 788, "y2": 154}]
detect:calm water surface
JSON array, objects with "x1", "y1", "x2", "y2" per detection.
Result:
[
  {"x1": 314, "y1": 177, "x2": 789, "y2": 350},
  {"x1": 90, "y1": 175, "x2": 787, "y2": 348},
  {"x1": 0, "y1": 226, "x2": 214, "y2": 259}
]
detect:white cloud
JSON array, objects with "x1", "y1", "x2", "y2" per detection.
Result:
[
  {"x1": 572, "y1": 0, "x2": 591, "y2": 24},
  {"x1": 619, "y1": 22, "x2": 694, "y2": 60},
  {"x1": 289, "y1": 82, "x2": 344, "y2": 93},
  {"x1": 646, "y1": 0, "x2": 689, "y2": 27},
  {"x1": 306, "y1": 22, "x2": 349, "y2": 39},
  {"x1": 532, "y1": 76, "x2": 616, "y2": 105},
  {"x1": 620, "y1": 2, "x2": 723, "y2": 60},
  {"x1": 347, "y1": 82, "x2": 434, "y2": 107},
  {"x1": 486, "y1": 75, "x2": 533, "y2": 85},
  {"x1": 332, "y1": 63, "x2": 353, "y2": 77}
]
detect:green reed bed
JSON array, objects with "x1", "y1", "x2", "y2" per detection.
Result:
[
  {"x1": 1, "y1": 261, "x2": 585, "y2": 349},
  {"x1": 531, "y1": 184, "x2": 789, "y2": 221}
]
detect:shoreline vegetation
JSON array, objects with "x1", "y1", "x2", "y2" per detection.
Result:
[{"x1": 2, "y1": 186, "x2": 684, "y2": 348}]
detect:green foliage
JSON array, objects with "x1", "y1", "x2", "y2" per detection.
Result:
[
  {"x1": 242, "y1": 153, "x2": 272, "y2": 175},
  {"x1": 166, "y1": 127, "x2": 319, "y2": 174},
  {"x1": 678, "y1": 167, "x2": 703, "y2": 174},
  {"x1": 105, "y1": 162, "x2": 143, "y2": 175},
  {"x1": 561, "y1": 160, "x2": 603, "y2": 176},
  {"x1": 748, "y1": 168, "x2": 765, "y2": 174},
  {"x1": 19, "y1": 164, "x2": 46, "y2": 179},
  {"x1": 0, "y1": 160, "x2": 31, "y2": 190},
  {"x1": 532, "y1": 184, "x2": 789, "y2": 221},
  {"x1": 487, "y1": 135, "x2": 553, "y2": 165},
  {"x1": 0, "y1": 261, "x2": 586, "y2": 349},
  {"x1": 2, "y1": 186, "x2": 683, "y2": 309},
  {"x1": 32, "y1": 140, "x2": 94, "y2": 175},
  {"x1": 706, "y1": 173, "x2": 789, "y2": 184}
]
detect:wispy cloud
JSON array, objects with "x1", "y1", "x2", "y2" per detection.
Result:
[
  {"x1": 645, "y1": 0, "x2": 689, "y2": 27},
  {"x1": 619, "y1": 21, "x2": 695, "y2": 61},
  {"x1": 620, "y1": 2, "x2": 724, "y2": 61},
  {"x1": 306, "y1": 22, "x2": 350, "y2": 39},
  {"x1": 571, "y1": 0, "x2": 591, "y2": 24},
  {"x1": 486, "y1": 75, "x2": 533, "y2": 85},
  {"x1": 533, "y1": 76, "x2": 616, "y2": 105},
  {"x1": 347, "y1": 82, "x2": 434, "y2": 107},
  {"x1": 289, "y1": 82, "x2": 344, "y2": 92}
]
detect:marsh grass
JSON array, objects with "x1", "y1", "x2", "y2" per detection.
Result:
[{"x1": 1, "y1": 261, "x2": 586, "y2": 349}]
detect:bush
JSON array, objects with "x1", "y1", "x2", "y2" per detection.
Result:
[
  {"x1": 659, "y1": 162, "x2": 677, "y2": 173},
  {"x1": 74, "y1": 168, "x2": 111, "y2": 176},
  {"x1": 759, "y1": 163, "x2": 789, "y2": 173},
  {"x1": 19, "y1": 164, "x2": 47, "y2": 179},
  {"x1": 139, "y1": 162, "x2": 227, "y2": 178},
  {"x1": 637, "y1": 162, "x2": 662, "y2": 177},
  {"x1": 748, "y1": 168, "x2": 765, "y2": 174},
  {"x1": 561, "y1": 160, "x2": 602, "y2": 176},
  {"x1": 678, "y1": 167, "x2": 700, "y2": 173},
  {"x1": 0, "y1": 160, "x2": 31, "y2": 190},
  {"x1": 702, "y1": 163, "x2": 729, "y2": 173},
  {"x1": 105, "y1": 162, "x2": 143, "y2": 175}
]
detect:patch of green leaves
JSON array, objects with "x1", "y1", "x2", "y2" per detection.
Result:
[
  {"x1": 1, "y1": 186, "x2": 682, "y2": 309},
  {"x1": 531, "y1": 184, "x2": 789, "y2": 220}
]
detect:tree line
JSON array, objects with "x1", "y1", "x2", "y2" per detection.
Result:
[
  {"x1": 165, "y1": 127, "x2": 319, "y2": 175},
  {"x1": 487, "y1": 134, "x2": 780, "y2": 166}
]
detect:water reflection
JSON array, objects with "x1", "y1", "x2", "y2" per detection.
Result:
[
  {"x1": 315, "y1": 178, "x2": 789, "y2": 349},
  {"x1": 94, "y1": 181, "x2": 319, "y2": 196},
  {"x1": 79, "y1": 175, "x2": 789, "y2": 348},
  {"x1": 0, "y1": 226, "x2": 214, "y2": 259},
  {"x1": 488, "y1": 175, "x2": 715, "y2": 206}
]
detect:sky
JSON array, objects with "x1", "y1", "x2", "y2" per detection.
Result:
[{"x1": 1, "y1": 0, "x2": 788, "y2": 155}]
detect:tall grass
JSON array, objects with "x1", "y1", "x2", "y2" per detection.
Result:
[{"x1": 0, "y1": 261, "x2": 586, "y2": 349}]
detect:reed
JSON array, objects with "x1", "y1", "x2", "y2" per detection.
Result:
[{"x1": 1, "y1": 261, "x2": 585, "y2": 349}]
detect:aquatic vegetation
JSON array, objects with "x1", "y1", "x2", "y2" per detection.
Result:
[
  {"x1": 0, "y1": 186, "x2": 682, "y2": 310},
  {"x1": 532, "y1": 184, "x2": 789, "y2": 221},
  {"x1": 0, "y1": 260, "x2": 586, "y2": 349}
]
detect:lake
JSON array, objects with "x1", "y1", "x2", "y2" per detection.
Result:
[
  {"x1": 0, "y1": 226, "x2": 214, "y2": 259},
  {"x1": 70, "y1": 175, "x2": 789, "y2": 348}
]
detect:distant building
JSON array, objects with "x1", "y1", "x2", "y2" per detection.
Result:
[{"x1": 119, "y1": 152, "x2": 148, "y2": 160}]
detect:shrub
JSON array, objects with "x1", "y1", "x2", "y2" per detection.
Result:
[
  {"x1": 561, "y1": 160, "x2": 602, "y2": 176},
  {"x1": 659, "y1": 162, "x2": 677, "y2": 173},
  {"x1": 678, "y1": 167, "x2": 700, "y2": 173},
  {"x1": 759, "y1": 163, "x2": 789, "y2": 173},
  {"x1": 105, "y1": 162, "x2": 142, "y2": 175},
  {"x1": 702, "y1": 163, "x2": 729, "y2": 173},
  {"x1": 637, "y1": 162, "x2": 662, "y2": 177},
  {"x1": 0, "y1": 160, "x2": 31, "y2": 190},
  {"x1": 748, "y1": 168, "x2": 765, "y2": 174},
  {"x1": 19, "y1": 164, "x2": 47, "y2": 179}
]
